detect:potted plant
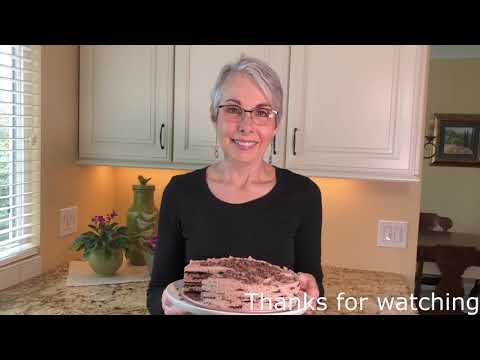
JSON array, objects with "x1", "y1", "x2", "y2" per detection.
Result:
[
  {"x1": 71, "y1": 210, "x2": 129, "y2": 276},
  {"x1": 143, "y1": 234, "x2": 157, "y2": 275}
]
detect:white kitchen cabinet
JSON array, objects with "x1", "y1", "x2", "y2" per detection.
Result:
[
  {"x1": 79, "y1": 45, "x2": 174, "y2": 166},
  {"x1": 285, "y1": 45, "x2": 430, "y2": 182},
  {"x1": 173, "y1": 45, "x2": 291, "y2": 166},
  {"x1": 78, "y1": 45, "x2": 430, "y2": 182}
]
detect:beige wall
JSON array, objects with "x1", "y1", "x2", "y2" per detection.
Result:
[
  {"x1": 41, "y1": 46, "x2": 116, "y2": 272},
  {"x1": 312, "y1": 178, "x2": 420, "y2": 285},
  {"x1": 421, "y1": 59, "x2": 480, "y2": 235},
  {"x1": 114, "y1": 169, "x2": 421, "y2": 286}
]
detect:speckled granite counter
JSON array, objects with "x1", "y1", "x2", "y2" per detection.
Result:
[
  {"x1": 321, "y1": 266, "x2": 417, "y2": 315},
  {"x1": 0, "y1": 265, "x2": 149, "y2": 315},
  {"x1": 0, "y1": 264, "x2": 416, "y2": 315}
]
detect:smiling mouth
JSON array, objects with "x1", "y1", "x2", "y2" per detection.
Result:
[{"x1": 231, "y1": 139, "x2": 258, "y2": 150}]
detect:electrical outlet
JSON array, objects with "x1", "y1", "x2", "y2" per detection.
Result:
[
  {"x1": 377, "y1": 220, "x2": 408, "y2": 248},
  {"x1": 59, "y1": 206, "x2": 78, "y2": 237}
]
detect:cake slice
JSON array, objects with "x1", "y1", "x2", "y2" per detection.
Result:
[{"x1": 183, "y1": 256, "x2": 303, "y2": 312}]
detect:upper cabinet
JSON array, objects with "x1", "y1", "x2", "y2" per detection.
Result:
[
  {"x1": 285, "y1": 45, "x2": 430, "y2": 182},
  {"x1": 79, "y1": 45, "x2": 174, "y2": 166},
  {"x1": 173, "y1": 45, "x2": 290, "y2": 166},
  {"x1": 78, "y1": 45, "x2": 430, "y2": 182}
]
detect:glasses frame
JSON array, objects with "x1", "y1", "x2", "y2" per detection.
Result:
[{"x1": 217, "y1": 104, "x2": 278, "y2": 126}]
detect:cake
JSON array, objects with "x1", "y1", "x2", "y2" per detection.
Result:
[{"x1": 183, "y1": 256, "x2": 303, "y2": 312}]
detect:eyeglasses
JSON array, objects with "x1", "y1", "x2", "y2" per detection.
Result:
[{"x1": 217, "y1": 104, "x2": 278, "y2": 126}]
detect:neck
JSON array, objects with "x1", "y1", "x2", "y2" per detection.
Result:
[{"x1": 217, "y1": 159, "x2": 272, "y2": 186}]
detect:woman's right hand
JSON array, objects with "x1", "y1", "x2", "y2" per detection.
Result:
[{"x1": 161, "y1": 288, "x2": 190, "y2": 315}]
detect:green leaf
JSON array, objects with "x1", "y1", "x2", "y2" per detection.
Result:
[
  {"x1": 71, "y1": 240, "x2": 84, "y2": 252},
  {"x1": 116, "y1": 237, "x2": 128, "y2": 249},
  {"x1": 70, "y1": 230, "x2": 102, "y2": 255},
  {"x1": 88, "y1": 224, "x2": 99, "y2": 234},
  {"x1": 83, "y1": 231, "x2": 100, "y2": 239},
  {"x1": 117, "y1": 227, "x2": 128, "y2": 234}
]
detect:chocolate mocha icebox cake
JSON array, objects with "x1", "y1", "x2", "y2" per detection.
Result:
[{"x1": 183, "y1": 256, "x2": 304, "y2": 312}]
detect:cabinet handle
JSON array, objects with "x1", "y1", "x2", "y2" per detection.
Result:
[
  {"x1": 293, "y1": 128, "x2": 298, "y2": 156},
  {"x1": 160, "y1": 124, "x2": 165, "y2": 150},
  {"x1": 273, "y1": 135, "x2": 277, "y2": 155}
]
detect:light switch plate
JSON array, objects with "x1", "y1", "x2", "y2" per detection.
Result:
[
  {"x1": 377, "y1": 220, "x2": 408, "y2": 248},
  {"x1": 59, "y1": 206, "x2": 78, "y2": 237}
]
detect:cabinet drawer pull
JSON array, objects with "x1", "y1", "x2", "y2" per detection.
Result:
[
  {"x1": 160, "y1": 124, "x2": 165, "y2": 150},
  {"x1": 293, "y1": 128, "x2": 298, "y2": 156}
]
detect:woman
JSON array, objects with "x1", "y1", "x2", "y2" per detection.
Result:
[{"x1": 147, "y1": 55, "x2": 324, "y2": 315}]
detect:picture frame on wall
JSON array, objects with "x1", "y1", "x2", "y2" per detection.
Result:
[{"x1": 430, "y1": 114, "x2": 480, "y2": 167}]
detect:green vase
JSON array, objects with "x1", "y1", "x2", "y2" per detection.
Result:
[
  {"x1": 87, "y1": 248, "x2": 124, "y2": 276},
  {"x1": 144, "y1": 251, "x2": 154, "y2": 275},
  {"x1": 126, "y1": 176, "x2": 158, "y2": 266}
]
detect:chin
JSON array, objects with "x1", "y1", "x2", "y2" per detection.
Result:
[
  {"x1": 227, "y1": 151, "x2": 262, "y2": 164},
  {"x1": 223, "y1": 142, "x2": 267, "y2": 164}
]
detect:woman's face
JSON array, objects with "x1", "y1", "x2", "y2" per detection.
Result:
[{"x1": 213, "y1": 73, "x2": 277, "y2": 165}]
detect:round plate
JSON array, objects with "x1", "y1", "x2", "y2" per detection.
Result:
[{"x1": 165, "y1": 280, "x2": 309, "y2": 315}]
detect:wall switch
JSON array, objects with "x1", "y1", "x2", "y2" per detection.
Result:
[
  {"x1": 377, "y1": 220, "x2": 408, "y2": 248},
  {"x1": 59, "y1": 206, "x2": 78, "y2": 237}
]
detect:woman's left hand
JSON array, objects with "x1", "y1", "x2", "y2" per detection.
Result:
[{"x1": 298, "y1": 272, "x2": 320, "y2": 315}]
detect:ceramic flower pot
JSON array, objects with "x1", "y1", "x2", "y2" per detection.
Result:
[{"x1": 87, "y1": 248, "x2": 124, "y2": 276}]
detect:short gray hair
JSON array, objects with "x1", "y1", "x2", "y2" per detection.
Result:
[{"x1": 210, "y1": 55, "x2": 283, "y2": 125}]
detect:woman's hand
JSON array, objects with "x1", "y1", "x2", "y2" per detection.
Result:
[
  {"x1": 161, "y1": 288, "x2": 190, "y2": 315},
  {"x1": 298, "y1": 272, "x2": 320, "y2": 315}
]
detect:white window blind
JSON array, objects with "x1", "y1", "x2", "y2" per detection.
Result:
[{"x1": 0, "y1": 45, "x2": 41, "y2": 265}]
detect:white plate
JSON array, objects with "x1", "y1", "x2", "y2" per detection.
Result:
[{"x1": 165, "y1": 280, "x2": 309, "y2": 315}]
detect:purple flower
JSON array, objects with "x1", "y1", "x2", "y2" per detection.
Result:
[
  {"x1": 90, "y1": 210, "x2": 118, "y2": 227},
  {"x1": 148, "y1": 235, "x2": 158, "y2": 250}
]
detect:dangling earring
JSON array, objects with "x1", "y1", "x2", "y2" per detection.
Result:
[
  {"x1": 214, "y1": 131, "x2": 219, "y2": 160},
  {"x1": 268, "y1": 142, "x2": 273, "y2": 164}
]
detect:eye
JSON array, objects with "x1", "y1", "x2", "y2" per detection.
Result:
[
  {"x1": 253, "y1": 108, "x2": 271, "y2": 118},
  {"x1": 224, "y1": 105, "x2": 242, "y2": 115}
]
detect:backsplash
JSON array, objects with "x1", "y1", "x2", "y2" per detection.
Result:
[{"x1": 111, "y1": 166, "x2": 421, "y2": 286}]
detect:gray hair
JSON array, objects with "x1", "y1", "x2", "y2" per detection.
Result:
[{"x1": 210, "y1": 55, "x2": 283, "y2": 125}]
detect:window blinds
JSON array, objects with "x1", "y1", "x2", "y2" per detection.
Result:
[{"x1": 0, "y1": 45, "x2": 41, "y2": 264}]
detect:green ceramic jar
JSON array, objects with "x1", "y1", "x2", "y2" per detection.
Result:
[
  {"x1": 126, "y1": 176, "x2": 158, "y2": 266},
  {"x1": 144, "y1": 251, "x2": 154, "y2": 275}
]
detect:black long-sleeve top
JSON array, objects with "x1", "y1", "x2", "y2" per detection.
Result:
[{"x1": 146, "y1": 166, "x2": 324, "y2": 314}]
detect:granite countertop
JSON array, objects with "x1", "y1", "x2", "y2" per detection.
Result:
[{"x1": 0, "y1": 264, "x2": 416, "y2": 315}]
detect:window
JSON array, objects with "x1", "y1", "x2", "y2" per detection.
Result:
[{"x1": 0, "y1": 45, "x2": 41, "y2": 266}]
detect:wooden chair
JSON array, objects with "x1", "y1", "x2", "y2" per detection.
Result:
[
  {"x1": 417, "y1": 213, "x2": 452, "y2": 288},
  {"x1": 419, "y1": 212, "x2": 453, "y2": 233},
  {"x1": 417, "y1": 212, "x2": 479, "y2": 298}
]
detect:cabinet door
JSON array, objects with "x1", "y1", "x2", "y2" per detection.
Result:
[
  {"x1": 173, "y1": 46, "x2": 290, "y2": 166},
  {"x1": 79, "y1": 45, "x2": 174, "y2": 164},
  {"x1": 286, "y1": 45, "x2": 430, "y2": 182}
]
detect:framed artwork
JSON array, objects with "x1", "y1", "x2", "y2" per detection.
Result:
[{"x1": 430, "y1": 114, "x2": 480, "y2": 167}]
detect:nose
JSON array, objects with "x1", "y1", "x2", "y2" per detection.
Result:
[{"x1": 237, "y1": 111, "x2": 254, "y2": 133}]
